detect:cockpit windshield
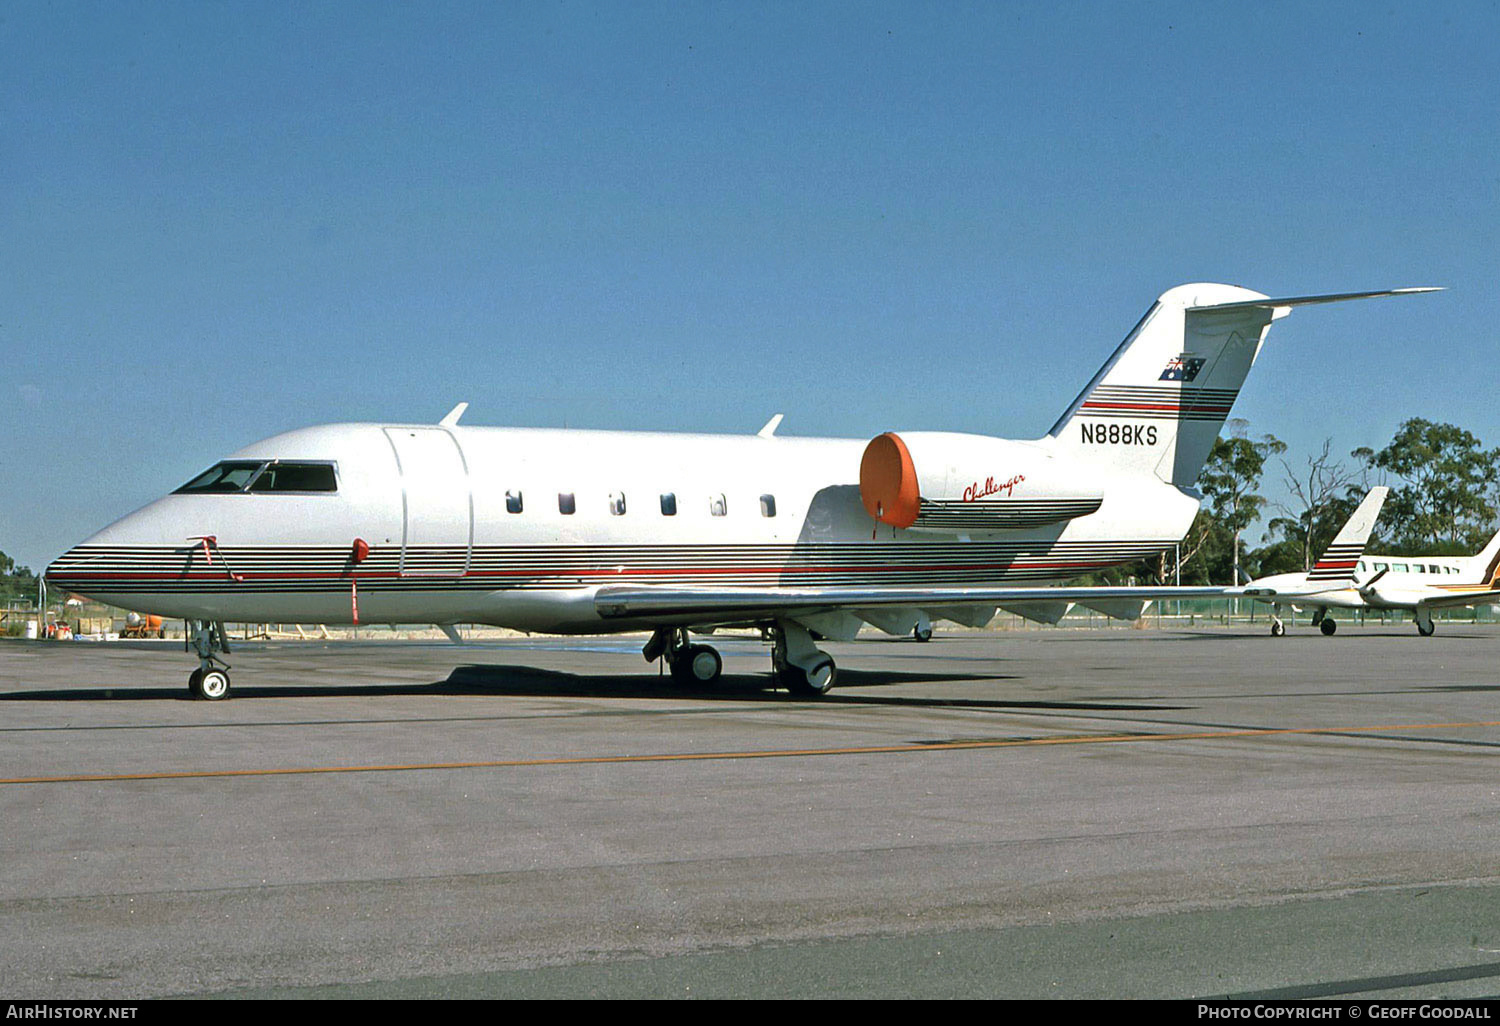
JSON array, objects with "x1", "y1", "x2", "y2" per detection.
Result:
[
  {"x1": 175, "y1": 461, "x2": 267, "y2": 493},
  {"x1": 174, "y1": 461, "x2": 338, "y2": 494}
]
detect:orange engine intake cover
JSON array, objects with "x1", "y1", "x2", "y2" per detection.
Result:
[{"x1": 859, "y1": 432, "x2": 920, "y2": 528}]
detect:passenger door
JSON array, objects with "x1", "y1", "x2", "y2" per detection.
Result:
[{"x1": 382, "y1": 427, "x2": 473, "y2": 577}]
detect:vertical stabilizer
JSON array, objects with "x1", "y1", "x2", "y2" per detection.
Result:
[
  {"x1": 1464, "y1": 529, "x2": 1500, "y2": 588},
  {"x1": 1047, "y1": 285, "x2": 1441, "y2": 489},
  {"x1": 1047, "y1": 283, "x2": 1277, "y2": 487},
  {"x1": 1307, "y1": 487, "x2": 1389, "y2": 582}
]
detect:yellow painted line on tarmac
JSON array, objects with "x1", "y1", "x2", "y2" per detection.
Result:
[{"x1": 4, "y1": 719, "x2": 1500, "y2": 786}]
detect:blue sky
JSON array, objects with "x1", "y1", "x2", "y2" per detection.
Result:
[{"x1": 3, "y1": 1, "x2": 1497, "y2": 572}]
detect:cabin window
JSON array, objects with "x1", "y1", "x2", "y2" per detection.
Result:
[
  {"x1": 506, "y1": 491, "x2": 523, "y2": 514},
  {"x1": 174, "y1": 461, "x2": 268, "y2": 494},
  {"x1": 660, "y1": 493, "x2": 677, "y2": 516},
  {"x1": 760, "y1": 494, "x2": 777, "y2": 517},
  {"x1": 1373, "y1": 562, "x2": 1389, "y2": 571},
  {"x1": 1393, "y1": 563, "x2": 1408, "y2": 572},
  {"x1": 609, "y1": 492, "x2": 627, "y2": 516},
  {"x1": 1357, "y1": 561, "x2": 1367, "y2": 572},
  {"x1": 558, "y1": 492, "x2": 576, "y2": 515},
  {"x1": 1429, "y1": 564, "x2": 1442, "y2": 574},
  {"x1": 709, "y1": 494, "x2": 727, "y2": 517}
]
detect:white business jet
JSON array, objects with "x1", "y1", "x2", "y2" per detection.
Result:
[
  {"x1": 1244, "y1": 487, "x2": 1500, "y2": 636},
  {"x1": 46, "y1": 284, "x2": 1436, "y2": 699}
]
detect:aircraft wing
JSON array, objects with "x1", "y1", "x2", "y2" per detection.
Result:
[
  {"x1": 594, "y1": 584, "x2": 1237, "y2": 622},
  {"x1": 1240, "y1": 584, "x2": 1362, "y2": 599},
  {"x1": 1416, "y1": 588, "x2": 1500, "y2": 611}
]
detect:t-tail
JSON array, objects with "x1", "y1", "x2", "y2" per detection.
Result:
[
  {"x1": 1307, "y1": 487, "x2": 1389, "y2": 582},
  {"x1": 1046, "y1": 285, "x2": 1441, "y2": 488}
]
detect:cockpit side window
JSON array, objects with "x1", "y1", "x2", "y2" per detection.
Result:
[
  {"x1": 174, "y1": 461, "x2": 267, "y2": 494},
  {"x1": 248, "y1": 462, "x2": 339, "y2": 493}
]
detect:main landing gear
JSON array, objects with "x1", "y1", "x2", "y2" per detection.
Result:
[
  {"x1": 643, "y1": 628, "x2": 724, "y2": 686},
  {"x1": 1269, "y1": 607, "x2": 1339, "y2": 637},
  {"x1": 642, "y1": 620, "x2": 840, "y2": 697},
  {"x1": 770, "y1": 620, "x2": 837, "y2": 696},
  {"x1": 186, "y1": 620, "x2": 233, "y2": 700},
  {"x1": 912, "y1": 613, "x2": 933, "y2": 643}
]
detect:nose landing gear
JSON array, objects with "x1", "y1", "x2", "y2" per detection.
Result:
[{"x1": 186, "y1": 620, "x2": 233, "y2": 700}]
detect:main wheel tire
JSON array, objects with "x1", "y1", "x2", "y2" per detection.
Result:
[
  {"x1": 192, "y1": 668, "x2": 231, "y2": 701},
  {"x1": 779, "y1": 656, "x2": 836, "y2": 697},
  {"x1": 1417, "y1": 620, "x2": 1436, "y2": 637},
  {"x1": 669, "y1": 645, "x2": 722, "y2": 685},
  {"x1": 1270, "y1": 621, "x2": 1285, "y2": 637},
  {"x1": 913, "y1": 626, "x2": 932, "y2": 642},
  {"x1": 1320, "y1": 618, "x2": 1337, "y2": 636}
]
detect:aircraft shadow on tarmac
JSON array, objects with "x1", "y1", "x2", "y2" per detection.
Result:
[{"x1": 0, "y1": 664, "x2": 1189, "y2": 711}]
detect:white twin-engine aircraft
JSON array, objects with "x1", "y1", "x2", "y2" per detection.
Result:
[
  {"x1": 46, "y1": 283, "x2": 1437, "y2": 700},
  {"x1": 1243, "y1": 486, "x2": 1500, "y2": 636}
]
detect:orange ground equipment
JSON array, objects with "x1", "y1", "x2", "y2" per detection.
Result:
[{"x1": 122, "y1": 612, "x2": 166, "y2": 639}]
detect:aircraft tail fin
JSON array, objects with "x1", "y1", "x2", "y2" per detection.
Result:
[
  {"x1": 1465, "y1": 528, "x2": 1500, "y2": 588},
  {"x1": 1047, "y1": 286, "x2": 1440, "y2": 489},
  {"x1": 1307, "y1": 487, "x2": 1389, "y2": 582}
]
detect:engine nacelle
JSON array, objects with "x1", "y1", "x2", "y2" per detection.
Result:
[{"x1": 859, "y1": 431, "x2": 1104, "y2": 533}]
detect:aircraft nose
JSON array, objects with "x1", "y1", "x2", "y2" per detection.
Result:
[{"x1": 43, "y1": 495, "x2": 188, "y2": 598}]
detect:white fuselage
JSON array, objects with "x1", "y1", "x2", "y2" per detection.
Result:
[
  {"x1": 1250, "y1": 556, "x2": 1481, "y2": 613},
  {"x1": 46, "y1": 422, "x2": 1199, "y2": 632}
]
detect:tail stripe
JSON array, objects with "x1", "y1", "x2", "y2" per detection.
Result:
[{"x1": 1079, "y1": 384, "x2": 1239, "y2": 422}]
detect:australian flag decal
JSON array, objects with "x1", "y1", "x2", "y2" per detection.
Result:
[{"x1": 1160, "y1": 355, "x2": 1206, "y2": 381}]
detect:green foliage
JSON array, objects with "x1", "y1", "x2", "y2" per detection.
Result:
[
  {"x1": 1199, "y1": 433, "x2": 1286, "y2": 533},
  {"x1": 0, "y1": 550, "x2": 40, "y2": 605},
  {"x1": 1366, "y1": 419, "x2": 1500, "y2": 552}
]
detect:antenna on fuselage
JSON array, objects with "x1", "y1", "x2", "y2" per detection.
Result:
[
  {"x1": 439, "y1": 402, "x2": 469, "y2": 427},
  {"x1": 757, "y1": 413, "x2": 784, "y2": 438}
]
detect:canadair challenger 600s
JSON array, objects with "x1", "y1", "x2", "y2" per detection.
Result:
[{"x1": 46, "y1": 283, "x2": 1437, "y2": 700}]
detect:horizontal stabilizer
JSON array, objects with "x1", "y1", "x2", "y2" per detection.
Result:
[{"x1": 1188, "y1": 287, "x2": 1441, "y2": 314}]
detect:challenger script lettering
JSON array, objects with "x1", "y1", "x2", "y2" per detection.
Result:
[{"x1": 962, "y1": 474, "x2": 1025, "y2": 502}]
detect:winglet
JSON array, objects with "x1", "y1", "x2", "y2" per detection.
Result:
[
  {"x1": 1307, "y1": 486, "x2": 1389, "y2": 582},
  {"x1": 757, "y1": 414, "x2": 784, "y2": 438},
  {"x1": 440, "y1": 403, "x2": 469, "y2": 427}
]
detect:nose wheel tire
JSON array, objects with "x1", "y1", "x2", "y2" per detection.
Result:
[{"x1": 190, "y1": 668, "x2": 231, "y2": 701}]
